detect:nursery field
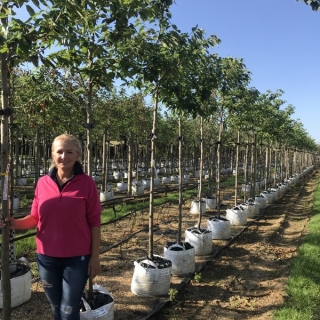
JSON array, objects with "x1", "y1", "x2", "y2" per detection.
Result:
[
  {"x1": 2, "y1": 1, "x2": 319, "y2": 319},
  {"x1": 4, "y1": 167, "x2": 319, "y2": 320}
]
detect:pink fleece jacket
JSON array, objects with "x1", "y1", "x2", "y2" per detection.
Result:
[{"x1": 30, "y1": 174, "x2": 101, "y2": 257}]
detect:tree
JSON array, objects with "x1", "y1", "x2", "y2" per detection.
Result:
[
  {"x1": 30, "y1": 0, "x2": 167, "y2": 175},
  {"x1": 1, "y1": 1, "x2": 43, "y2": 317},
  {"x1": 298, "y1": 0, "x2": 320, "y2": 11},
  {"x1": 122, "y1": 0, "x2": 220, "y2": 257},
  {"x1": 213, "y1": 57, "x2": 251, "y2": 215},
  {"x1": 224, "y1": 86, "x2": 260, "y2": 203}
]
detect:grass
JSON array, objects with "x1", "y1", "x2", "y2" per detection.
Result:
[
  {"x1": 220, "y1": 174, "x2": 245, "y2": 188},
  {"x1": 15, "y1": 232, "x2": 37, "y2": 259},
  {"x1": 273, "y1": 177, "x2": 320, "y2": 320},
  {"x1": 100, "y1": 186, "x2": 197, "y2": 224}
]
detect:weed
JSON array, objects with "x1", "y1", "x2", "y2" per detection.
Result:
[
  {"x1": 168, "y1": 288, "x2": 178, "y2": 302},
  {"x1": 194, "y1": 272, "x2": 202, "y2": 283},
  {"x1": 29, "y1": 261, "x2": 39, "y2": 278}
]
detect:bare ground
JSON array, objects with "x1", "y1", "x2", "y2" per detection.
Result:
[
  {"x1": 5, "y1": 167, "x2": 318, "y2": 320},
  {"x1": 149, "y1": 169, "x2": 317, "y2": 320}
]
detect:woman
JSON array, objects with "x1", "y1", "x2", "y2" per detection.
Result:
[{"x1": 2, "y1": 133, "x2": 101, "y2": 320}]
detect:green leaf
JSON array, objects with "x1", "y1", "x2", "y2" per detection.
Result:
[
  {"x1": 26, "y1": 5, "x2": 36, "y2": 17},
  {"x1": 31, "y1": 0, "x2": 40, "y2": 8},
  {"x1": 0, "y1": 12, "x2": 9, "y2": 19},
  {"x1": 39, "y1": 56, "x2": 56, "y2": 69},
  {"x1": 191, "y1": 25, "x2": 198, "y2": 32},
  {"x1": 0, "y1": 44, "x2": 8, "y2": 53},
  {"x1": 72, "y1": 87, "x2": 86, "y2": 95}
]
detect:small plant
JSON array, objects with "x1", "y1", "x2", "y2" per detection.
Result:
[
  {"x1": 194, "y1": 272, "x2": 202, "y2": 283},
  {"x1": 19, "y1": 195, "x2": 29, "y2": 208},
  {"x1": 168, "y1": 288, "x2": 178, "y2": 301}
]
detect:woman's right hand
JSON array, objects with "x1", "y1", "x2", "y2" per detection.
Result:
[
  {"x1": 0, "y1": 215, "x2": 37, "y2": 230},
  {"x1": 0, "y1": 216, "x2": 15, "y2": 229}
]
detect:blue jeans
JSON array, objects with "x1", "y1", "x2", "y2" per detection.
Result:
[{"x1": 37, "y1": 253, "x2": 90, "y2": 320}]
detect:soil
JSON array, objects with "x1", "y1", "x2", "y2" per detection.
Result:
[{"x1": 4, "y1": 167, "x2": 318, "y2": 320}]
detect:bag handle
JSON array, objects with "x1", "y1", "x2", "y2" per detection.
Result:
[
  {"x1": 81, "y1": 297, "x2": 92, "y2": 312},
  {"x1": 80, "y1": 298, "x2": 94, "y2": 320},
  {"x1": 137, "y1": 259, "x2": 159, "y2": 281}
]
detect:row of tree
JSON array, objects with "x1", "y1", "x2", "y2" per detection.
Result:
[
  {"x1": 9, "y1": 65, "x2": 320, "y2": 163},
  {"x1": 1, "y1": 1, "x2": 318, "y2": 169},
  {"x1": 7, "y1": 61, "x2": 320, "y2": 146}
]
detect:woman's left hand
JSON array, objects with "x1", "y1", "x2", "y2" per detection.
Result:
[{"x1": 88, "y1": 255, "x2": 101, "y2": 278}]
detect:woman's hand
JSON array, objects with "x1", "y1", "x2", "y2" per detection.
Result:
[
  {"x1": 0, "y1": 216, "x2": 15, "y2": 229},
  {"x1": 88, "y1": 255, "x2": 101, "y2": 278},
  {"x1": 1, "y1": 215, "x2": 37, "y2": 230}
]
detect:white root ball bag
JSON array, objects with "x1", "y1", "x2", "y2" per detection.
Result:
[
  {"x1": 185, "y1": 227, "x2": 212, "y2": 256},
  {"x1": 80, "y1": 285, "x2": 114, "y2": 320},
  {"x1": 225, "y1": 206, "x2": 247, "y2": 226},
  {"x1": 164, "y1": 242, "x2": 195, "y2": 276},
  {"x1": 131, "y1": 255, "x2": 172, "y2": 297},
  {"x1": 207, "y1": 216, "x2": 231, "y2": 240},
  {"x1": 0, "y1": 258, "x2": 32, "y2": 308}
]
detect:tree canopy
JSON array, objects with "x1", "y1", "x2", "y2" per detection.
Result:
[{"x1": 299, "y1": 0, "x2": 320, "y2": 11}]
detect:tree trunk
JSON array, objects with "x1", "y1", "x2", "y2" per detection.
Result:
[
  {"x1": 234, "y1": 131, "x2": 240, "y2": 206},
  {"x1": 264, "y1": 144, "x2": 269, "y2": 190},
  {"x1": 216, "y1": 112, "x2": 223, "y2": 217},
  {"x1": 34, "y1": 128, "x2": 40, "y2": 185},
  {"x1": 243, "y1": 139, "x2": 249, "y2": 202},
  {"x1": 250, "y1": 133, "x2": 257, "y2": 199},
  {"x1": 177, "y1": 118, "x2": 183, "y2": 243},
  {"x1": 274, "y1": 145, "x2": 278, "y2": 186},
  {"x1": 196, "y1": 117, "x2": 204, "y2": 229},
  {"x1": 128, "y1": 131, "x2": 134, "y2": 195},
  {"x1": 148, "y1": 85, "x2": 159, "y2": 260},
  {"x1": 102, "y1": 128, "x2": 107, "y2": 191},
  {"x1": 1, "y1": 17, "x2": 12, "y2": 316},
  {"x1": 86, "y1": 81, "x2": 93, "y2": 176}
]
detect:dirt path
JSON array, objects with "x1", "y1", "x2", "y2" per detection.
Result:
[{"x1": 150, "y1": 168, "x2": 318, "y2": 320}]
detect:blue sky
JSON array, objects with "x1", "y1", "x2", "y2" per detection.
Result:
[{"x1": 169, "y1": 0, "x2": 320, "y2": 143}]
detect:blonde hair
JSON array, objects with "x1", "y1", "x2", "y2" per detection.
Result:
[{"x1": 50, "y1": 133, "x2": 82, "y2": 169}]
